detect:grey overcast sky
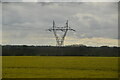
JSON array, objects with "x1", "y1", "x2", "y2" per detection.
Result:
[
  {"x1": 2, "y1": 2, "x2": 118, "y2": 46},
  {"x1": 1, "y1": 0, "x2": 120, "y2": 2}
]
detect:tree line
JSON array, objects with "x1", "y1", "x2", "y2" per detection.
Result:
[{"x1": 2, "y1": 45, "x2": 119, "y2": 57}]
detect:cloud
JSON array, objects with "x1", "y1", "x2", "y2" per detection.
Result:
[
  {"x1": 2, "y1": 0, "x2": 22, "y2": 2},
  {"x1": 65, "y1": 37, "x2": 118, "y2": 47},
  {"x1": 0, "y1": 2, "x2": 2, "y2": 44},
  {"x1": 2, "y1": 2, "x2": 118, "y2": 46},
  {"x1": 2, "y1": 0, "x2": 119, "y2": 2}
]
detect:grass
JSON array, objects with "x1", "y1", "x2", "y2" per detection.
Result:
[{"x1": 2, "y1": 56, "x2": 119, "y2": 78}]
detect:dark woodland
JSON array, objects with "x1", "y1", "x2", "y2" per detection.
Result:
[{"x1": 2, "y1": 45, "x2": 119, "y2": 57}]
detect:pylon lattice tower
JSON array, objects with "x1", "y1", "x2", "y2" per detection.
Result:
[{"x1": 47, "y1": 20, "x2": 75, "y2": 46}]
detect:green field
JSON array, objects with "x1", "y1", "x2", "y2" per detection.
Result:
[{"x1": 2, "y1": 56, "x2": 119, "y2": 78}]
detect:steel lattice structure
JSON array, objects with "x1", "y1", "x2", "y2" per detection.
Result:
[{"x1": 47, "y1": 20, "x2": 75, "y2": 46}]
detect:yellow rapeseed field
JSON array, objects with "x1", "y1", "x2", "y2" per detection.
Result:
[{"x1": 2, "y1": 56, "x2": 119, "y2": 78}]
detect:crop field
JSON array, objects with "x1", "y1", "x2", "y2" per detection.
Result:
[{"x1": 2, "y1": 56, "x2": 119, "y2": 78}]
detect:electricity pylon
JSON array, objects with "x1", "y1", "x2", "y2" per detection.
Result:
[{"x1": 47, "y1": 20, "x2": 75, "y2": 46}]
